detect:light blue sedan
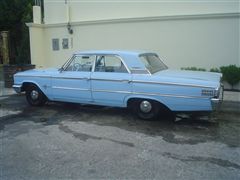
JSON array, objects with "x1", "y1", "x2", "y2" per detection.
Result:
[{"x1": 13, "y1": 50, "x2": 223, "y2": 120}]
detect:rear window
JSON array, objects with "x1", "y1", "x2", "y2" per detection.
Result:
[{"x1": 139, "y1": 54, "x2": 168, "y2": 74}]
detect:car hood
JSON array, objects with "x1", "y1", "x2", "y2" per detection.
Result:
[
  {"x1": 155, "y1": 69, "x2": 222, "y2": 82},
  {"x1": 15, "y1": 68, "x2": 59, "y2": 76}
]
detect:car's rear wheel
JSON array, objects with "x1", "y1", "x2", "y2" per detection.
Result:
[
  {"x1": 26, "y1": 85, "x2": 47, "y2": 106},
  {"x1": 131, "y1": 99, "x2": 160, "y2": 120}
]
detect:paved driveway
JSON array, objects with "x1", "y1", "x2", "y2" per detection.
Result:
[{"x1": 0, "y1": 94, "x2": 240, "y2": 180}]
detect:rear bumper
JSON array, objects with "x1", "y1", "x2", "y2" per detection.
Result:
[
  {"x1": 211, "y1": 98, "x2": 221, "y2": 110},
  {"x1": 12, "y1": 84, "x2": 22, "y2": 93},
  {"x1": 211, "y1": 84, "x2": 224, "y2": 111}
]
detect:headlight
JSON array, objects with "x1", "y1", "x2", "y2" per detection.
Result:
[{"x1": 201, "y1": 89, "x2": 214, "y2": 96}]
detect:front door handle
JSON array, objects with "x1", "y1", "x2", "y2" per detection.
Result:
[{"x1": 121, "y1": 79, "x2": 131, "y2": 83}]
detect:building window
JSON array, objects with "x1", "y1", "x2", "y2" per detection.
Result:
[
  {"x1": 52, "y1": 38, "x2": 59, "y2": 51},
  {"x1": 62, "y1": 38, "x2": 69, "y2": 49}
]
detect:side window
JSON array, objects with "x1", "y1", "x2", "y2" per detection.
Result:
[
  {"x1": 95, "y1": 55, "x2": 128, "y2": 73},
  {"x1": 65, "y1": 55, "x2": 95, "y2": 72}
]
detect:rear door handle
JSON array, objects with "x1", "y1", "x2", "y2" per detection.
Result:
[{"x1": 121, "y1": 79, "x2": 131, "y2": 83}]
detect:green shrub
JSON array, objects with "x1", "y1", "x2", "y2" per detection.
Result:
[
  {"x1": 220, "y1": 65, "x2": 240, "y2": 89},
  {"x1": 181, "y1": 67, "x2": 206, "y2": 71},
  {"x1": 210, "y1": 68, "x2": 221, "y2": 73},
  {"x1": 181, "y1": 65, "x2": 240, "y2": 89}
]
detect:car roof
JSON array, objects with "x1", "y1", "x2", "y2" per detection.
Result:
[
  {"x1": 73, "y1": 50, "x2": 157, "y2": 69},
  {"x1": 74, "y1": 50, "x2": 152, "y2": 56}
]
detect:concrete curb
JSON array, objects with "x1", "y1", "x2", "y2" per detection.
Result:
[{"x1": 223, "y1": 91, "x2": 240, "y2": 102}]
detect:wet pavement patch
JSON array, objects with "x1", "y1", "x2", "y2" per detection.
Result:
[
  {"x1": 162, "y1": 152, "x2": 240, "y2": 170},
  {"x1": 59, "y1": 123, "x2": 135, "y2": 147}
]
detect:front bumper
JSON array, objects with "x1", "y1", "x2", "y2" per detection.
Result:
[
  {"x1": 211, "y1": 84, "x2": 224, "y2": 111},
  {"x1": 12, "y1": 84, "x2": 22, "y2": 93}
]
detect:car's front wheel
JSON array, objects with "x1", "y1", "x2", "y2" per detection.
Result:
[
  {"x1": 131, "y1": 99, "x2": 160, "y2": 120},
  {"x1": 26, "y1": 85, "x2": 47, "y2": 106}
]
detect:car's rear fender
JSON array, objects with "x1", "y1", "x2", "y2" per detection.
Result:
[
  {"x1": 124, "y1": 95, "x2": 172, "y2": 111},
  {"x1": 124, "y1": 94, "x2": 213, "y2": 112}
]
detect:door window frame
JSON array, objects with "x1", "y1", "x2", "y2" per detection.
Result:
[
  {"x1": 93, "y1": 54, "x2": 130, "y2": 74},
  {"x1": 63, "y1": 54, "x2": 96, "y2": 72}
]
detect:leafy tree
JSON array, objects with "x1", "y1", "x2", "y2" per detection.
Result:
[{"x1": 0, "y1": 0, "x2": 33, "y2": 64}]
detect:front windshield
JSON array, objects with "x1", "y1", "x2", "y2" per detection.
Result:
[{"x1": 139, "y1": 54, "x2": 168, "y2": 74}]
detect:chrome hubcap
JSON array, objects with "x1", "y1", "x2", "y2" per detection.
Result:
[
  {"x1": 30, "y1": 90, "x2": 39, "y2": 100},
  {"x1": 140, "y1": 100, "x2": 152, "y2": 113}
]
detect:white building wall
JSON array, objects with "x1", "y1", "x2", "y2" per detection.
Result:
[
  {"x1": 30, "y1": 15, "x2": 239, "y2": 69},
  {"x1": 28, "y1": 1, "x2": 240, "y2": 70},
  {"x1": 44, "y1": 0, "x2": 239, "y2": 23},
  {"x1": 43, "y1": 26, "x2": 73, "y2": 68},
  {"x1": 28, "y1": 25, "x2": 46, "y2": 68}
]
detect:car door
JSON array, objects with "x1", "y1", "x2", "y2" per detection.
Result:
[
  {"x1": 91, "y1": 55, "x2": 132, "y2": 107},
  {"x1": 51, "y1": 55, "x2": 95, "y2": 103}
]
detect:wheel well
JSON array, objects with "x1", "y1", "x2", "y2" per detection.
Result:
[
  {"x1": 22, "y1": 82, "x2": 48, "y2": 101},
  {"x1": 127, "y1": 98, "x2": 172, "y2": 112},
  {"x1": 22, "y1": 82, "x2": 38, "y2": 92}
]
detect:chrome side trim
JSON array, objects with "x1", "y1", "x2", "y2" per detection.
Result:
[
  {"x1": 93, "y1": 89, "x2": 132, "y2": 94},
  {"x1": 133, "y1": 91, "x2": 209, "y2": 99},
  {"x1": 14, "y1": 75, "x2": 51, "y2": 78},
  {"x1": 92, "y1": 89, "x2": 209, "y2": 99},
  {"x1": 52, "y1": 76, "x2": 90, "y2": 80},
  {"x1": 132, "y1": 80, "x2": 216, "y2": 89},
  {"x1": 52, "y1": 86, "x2": 90, "y2": 91},
  {"x1": 16, "y1": 75, "x2": 91, "y2": 81},
  {"x1": 91, "y1": 78, "x2": 131, "y2": 83}
]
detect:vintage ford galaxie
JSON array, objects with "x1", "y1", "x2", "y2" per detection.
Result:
[{"x1": 13, "y1": 50, "x2": 223, "y2": 120}]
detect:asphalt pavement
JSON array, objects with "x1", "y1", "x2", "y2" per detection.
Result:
[{"x1": 0, "y1": 94, "x2": 240, "y2": 180}]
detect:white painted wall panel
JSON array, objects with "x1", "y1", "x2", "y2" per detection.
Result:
[
  {"x1": 29, "y1": 15, "x2": 239, "y2": 70},
  {"x1": 28, "y1": 26, "x2": 46, "y2": 68},
  {"x1": 44, "y1": 0, "x2": 239, "y2": 24}
]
